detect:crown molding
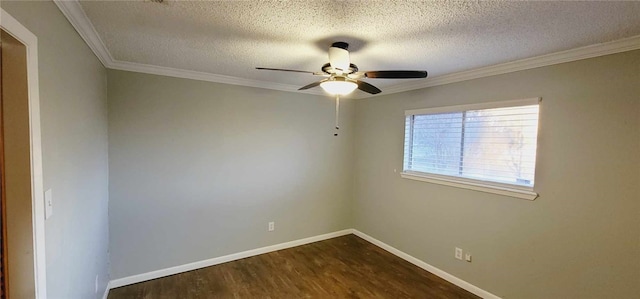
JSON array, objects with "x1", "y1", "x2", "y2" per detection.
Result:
[
  {"x1": 55, "y1": 0, "x2": 640, "y2": 98},
  {"x1": 359, "y1": 34, "x2": 640, "y2": 99},
  {"x1": 54, "y1": 0, "x2": 113, "y2": 67},
  {"x1": 109, "y1": 60, "x2": 325, "y2": 95},
  {"x1": 53, "y1": 0, "x2": 324, "y2": 96}
]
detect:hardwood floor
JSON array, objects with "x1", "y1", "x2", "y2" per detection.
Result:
[{"x1": 108, "y1": 234, "x2": 480, "y2": 299}]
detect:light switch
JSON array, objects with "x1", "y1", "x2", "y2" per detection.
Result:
[{"x1": 45, "y1": 189, "x2": 53, "y2": 219}]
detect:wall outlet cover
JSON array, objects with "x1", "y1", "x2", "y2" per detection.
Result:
[{"x1": 455, "y1": 247, "x2": 463, "y2": 260}]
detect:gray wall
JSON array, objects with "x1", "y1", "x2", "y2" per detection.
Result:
[
  {"x1": 5, "y1": 2, "x2": 637, "y2": 297},
  {"x1": 107, "y1": 70, "x2": 354, "y2": 279},
  {"x1": 353, "y1": 50, "x2": 640, "y2": 298},
  {"x1": 1, "y1": 1, "x2": 110, "y2": 298}
]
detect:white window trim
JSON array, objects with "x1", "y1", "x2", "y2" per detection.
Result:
[
  {"x1": 403, "y1": 97, "x2": 541, "y2": 201},
  {"x1": 401, "y1": 171, "x2": 538, "y2": 200},
  {"x1": 405, "y1": 98, "x2": 540, "y2": 116}
]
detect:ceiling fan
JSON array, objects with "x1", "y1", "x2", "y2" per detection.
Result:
[
  {"x1": 256, "y1": 42, "x2": 428, "y2": 95},
  {"x1": 256, "y1": 42, "x2": 427, "y2": 136}
]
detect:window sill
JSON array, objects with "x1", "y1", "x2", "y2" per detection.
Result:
[{"x1": 400, "y1": 172, "x2": 538, "y2": 200}]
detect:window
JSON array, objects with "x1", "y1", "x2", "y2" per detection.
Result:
[{"x1": 402, "y1": 98, "x2": 540, "y2": 200}]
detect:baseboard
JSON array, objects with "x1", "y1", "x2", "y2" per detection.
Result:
[
  {"x1": 109, "y1": 229, "x2": 354, "y2": 288},
  {"x1": 101, "y1": 281, "x2": 111, "y2": 299},
  {"x1": 352, "y1": 230, "x2": 501, "y2": 299},
  {"x1": 106, "y1": 228, "x2": 499, "y2": 299}
]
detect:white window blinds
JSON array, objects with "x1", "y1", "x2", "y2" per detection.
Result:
[{"x1": 403, "y1": 98, "x2": 540, "y2": 190}]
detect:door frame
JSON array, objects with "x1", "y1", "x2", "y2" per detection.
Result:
[{"x1": 0, "y1": 8, "x2": 46, "y2": 299}]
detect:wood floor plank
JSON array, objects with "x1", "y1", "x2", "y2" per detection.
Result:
[{"x1": 108, "y1": 234, "x2": 480, "y2": 299}]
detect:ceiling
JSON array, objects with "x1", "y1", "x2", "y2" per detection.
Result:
[{"x1": 73, "y1": 0, "x2": 640, "y2": 97}]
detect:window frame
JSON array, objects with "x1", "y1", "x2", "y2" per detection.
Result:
[{"x1": 402, "y1": 98, "x2": 541, "y2": 200}]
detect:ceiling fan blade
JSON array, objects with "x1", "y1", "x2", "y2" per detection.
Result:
[
  {"x1": 356, "y1": 80, "x2": 382, "y2": 94},
  {"x1": 298, "y1": 80, "x2": 324, "y2": 90},
  {"x1": 256, "y1": 67, "x2": 315, "y2": 74},
  {"x1": 364, "y1": 70, "x2": 428, "y2": 79}
]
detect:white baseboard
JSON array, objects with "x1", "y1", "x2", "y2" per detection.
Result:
[
  {"x1": 101, "y1": 281, "x2": 111, "y2": 299},
  {"x1": 352, "y1": 230, "x2": 501, "y2": 299},
  {"x1": 109, "y1": 229, "x2": 354, "y2": 288},
  {"x1": 105, "y1": 228, "x2": 499, "y2": 299}
]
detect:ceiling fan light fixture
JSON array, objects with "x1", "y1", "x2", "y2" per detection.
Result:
[
  {"x1": 320, "y1": 79, "x2": 358, "y2": 95},
  {"x1": 257, "y1": 41, "x2": 427, "y2": 96}
]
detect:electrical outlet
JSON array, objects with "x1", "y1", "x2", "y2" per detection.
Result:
[
  {"x1": 268, "y1": 221, "x2": 275, "y2": 232},
  {"x1": 465, "y1": 253, "x2": 472, "y2": 262},
  {"x1": 455, "y1": 247, "x2": 463, "y2": 260}
]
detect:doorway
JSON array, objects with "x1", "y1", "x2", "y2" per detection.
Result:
[
  {"x1": 0, "y1": 8, "x2": 47, "y2": 299},
  {"x1": 0, "y1": 26, "x2": 6, "y2": 299},
  {"x1": 2, "y1": 27, "x2": 34, "y2": 299}
]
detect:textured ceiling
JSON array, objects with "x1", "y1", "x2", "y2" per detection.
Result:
[{"x1": 78, "y1": 0, "x2": 640, "y2": 93}]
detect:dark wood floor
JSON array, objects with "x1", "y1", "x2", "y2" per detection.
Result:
[{"x1": 108, "y1": 234, "x2": 480, "y2": 299}]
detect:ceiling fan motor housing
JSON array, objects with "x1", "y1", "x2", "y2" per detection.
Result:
[
  {"x1": 256, "y1": 40, "x2": 427, "y2": 95},
  {"x1": 321, "y1": 63, "x2": 358, "y2": 75},
  {"x1": 331, "y1": 42, "x2": 349, "y2": 50},
  {"x1": 329, "y1": 42, "x2": 351, "y2": 72}
]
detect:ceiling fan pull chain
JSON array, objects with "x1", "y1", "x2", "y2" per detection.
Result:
[{"x1": 334, "y1": 95, "x2": 340, "y2": 136}]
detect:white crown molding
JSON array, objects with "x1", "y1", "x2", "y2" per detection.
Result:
[
  {"x1": 55, "y1": 0, "x2": 640, "y2": 98},
  {"x1": 361, "y1": 34, "x2": 640, "y2": 99},
  {"x1": 108, "y1": 60, "x2": 325, "y2": 95},
  {"x1": 53, "y1": 0, "x2": 113, "y2": 67},
  {"x1": 53, "y1": 0, "x2": 324, "y2": 96}
]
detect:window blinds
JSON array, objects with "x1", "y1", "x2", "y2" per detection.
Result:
[{"x1": 403, "y1": 99, "x2": 540, "y2": 189}]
